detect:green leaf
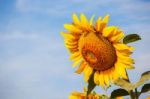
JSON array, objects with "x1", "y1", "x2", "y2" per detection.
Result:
[
  {"x1": 135, "y1": 71, "x2": 150, "y2": 88},
  {"x1": 123, "y1": 34, "x2": 141, "y2": 44},
  {"x1": 114, "y1": 71, "x2": 150, "y2": 91},
  {"x1": 141, "y1": 83, "x2": 150, "y2": 93},
  {"x1": 87, "y1": 71, "x2": 96, "y2": 95},
  {"x1": 110, "y1": 88, "x2": 129, "y2": 98},
  {"x1": 114, "y1": 79, "x2": 135, "y2": 91}
]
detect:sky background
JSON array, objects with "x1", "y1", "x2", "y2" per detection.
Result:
[{"x1": 0, "y1": 0, "x2": 150, "y2": 99}]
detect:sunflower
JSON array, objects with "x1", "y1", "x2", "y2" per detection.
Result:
[
  {"x1": 69, "y1": 91, "x2": 100, "y2": 99},
  {"x1": 116, "y1": 96, "x2": 124, "y2": 99},
  {"x1": 62, "y1": 13, "x2": 134, "y2": 88},
  {"x1": 69, "y1": 89, "x2": 122, "y2": 99},
  {"x1": 146, "y1": 96, "x2": 150, "y2": 99}
]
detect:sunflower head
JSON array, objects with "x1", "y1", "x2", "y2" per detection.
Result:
[
  {"x1": 62, "y1": 13, "x2": 134, "y2": 88},
  {"x1": 79, "y1": 31, "x2": 117, "y2": 71},
  {"x1": 69, "y1": 91, "x2": 100, "y2": 99}
]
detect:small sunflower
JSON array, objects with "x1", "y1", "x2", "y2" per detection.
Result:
[
  {"x1": 69, "y1": 91, "x2": 100, "y2": 99},
  {"x1": 62, "y1": 13, "x2": 134, "y2": 88},
  {"x1": 116, "y1": 96, "x2": 124, "y2": 99}
]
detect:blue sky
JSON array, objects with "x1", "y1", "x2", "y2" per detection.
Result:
[{"x1": 0, "y1": 0, "x2": 150, "y2": 99}]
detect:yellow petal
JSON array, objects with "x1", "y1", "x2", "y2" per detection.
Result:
[
  {"x1": 64, "y1": 24, "x2": 82, "y2": 33},
  {"x1": 125, "y1": 65, "x2": 135, "y2": 69},
  {"x1": 116, "y1": 51, "x2": 130, "y2": 59},
  {"x1": 99, "y1": 71, "x2": 105, "y2": 88},
  {"x1": 109, "y1": 31, "x2": 124, "y2": 42},
  {"x1": 112, "y1": 68, "x2": 119, "y2": 81},
  {"x1": 96, "y1": 17, "x2": 102, "y2": 31},
  {"x1": 65, "y1": 40, "x2": 78, "y2": 46},
  {"x1": 72, "y1": 13, "x2": 80, "y2": 25},
  {"x1": 75, "y1": 61, "x2": 86, "y2": 74},
  {"x1": 116, "y1": 50, "x2": 132, "y2": 56},
  {"x1": 72, "y1": 54, "x2": 82, "y2": 62},
  {"x1": 97, "y1": 15, "x2": 109, "y2": 32},
  {"x1": 146, "y1": 96, "x2": 150, "y2": 99},
  {"x1": 94, "y1": 71, "x2": 99, "y2": 84},
  {"x1": 69, "y1": 95, "x2": 78, "y2": 99},
  {"x1": 102, "y1": 26, "x2": 116, "y2": 37},
  {"x1": 61, "y1": 32, "x2": 75, "y2": 39},
  {"x1": 118, "y1": 56, "x2": 134, "y2": 65},
  {"x1": 103, "y1": 71, "x2": 110, "y2": 86},
  {"x1": 117, "y1": 61, "x2": 135, "y2": 69},
  {"x1": 115, "y1": 62, "x2": 128, "y2": 79},
  {"x1": 116, "y1": 96, "x2": 124, "y2": 99},
  {"x1": 113, "y1": 43, "x2": 134, "y2": 51},
  {"x1": 108, "y1": 67, "x2": 114, "y2": 81},
  {"x1": 72, "y1": 59, "x2": 82, "y2": 67},
  {"x1": 103, "y1": 15, "x2": 109, "y2": 24},
  {"x1": 83, "y1": 65, "x2": 93, "y2": 82},
  {"x1": 70, "y1": 52, "x2": 81, "y2": 60},
  {"x1": 80, "y1": 13, "x2": 89, "y2": 28},
  {"x1": 65, "y1": 42, "x2": 78, "y2": 49},
  {"x1": 89, "y1": 15, "x2": 95, "y2": 26}
]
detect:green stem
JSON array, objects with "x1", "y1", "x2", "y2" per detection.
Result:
[
  {"x1": 126, "y1": 70, "x2": 135, "y2": 99},
  {"x1": 135, "y1": 88, "x2": 139, "y2": 99},
  {"x1": 129, "y1": 90, "x2": 135, "y2": 99}
]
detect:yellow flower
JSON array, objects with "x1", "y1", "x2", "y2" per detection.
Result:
[
  {"x1": 116, "y1": 96, "x2": 124, "y2": 99},
  {"x1": 146, "y1": 96, "x2": 150, "y2": 99},
  {"x1": 69, "y1": 91, "x2": 100, "y2": 99},
  {"x1": 62, "y1": 13, "x2": 134, "y2": 88}
]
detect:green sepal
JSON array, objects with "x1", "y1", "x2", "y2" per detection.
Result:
[{"x1": 123, "y1": 34, "x2": 141, "y2": 44}]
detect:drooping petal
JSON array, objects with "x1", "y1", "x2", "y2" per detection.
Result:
[
  {"x1": 75, "y1": 61, "x2": 86, "y2": 74},
  {"x1": 103, "y1": 71, "x2": 110, "y2": 86},
  {"x1": 108, "y1": 67, "x2": 115, "y2": 81},
  {"x1": 94, "y1": 71, "x2": 99, "y2": 84},
  {"x1": 83, "y1": 65, "x2": 93, "y2": 82},
  {"x1": 72, "y1": 58, "x2": 82, "y2": 67},
  {"x1": 99, "y1": 71, "x2": 105, "y2": 88},
  {"x1": 112, "y1": 69, "x2": 119, "y2": 82},
  {"x1": 115, "y1": 62, "x2": 128, "y2": 79}
]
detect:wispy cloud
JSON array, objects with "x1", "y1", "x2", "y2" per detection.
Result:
[
  {"x1": 0, "y1": 31, "x2": 40, "y2": 40},
  {"x1": 0, "y1": 0, "x2": 150, "y2": 99}
]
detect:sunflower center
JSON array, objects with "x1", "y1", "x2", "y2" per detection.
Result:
[{"x1": 79, "y1": 32, "x2": 117, "y2": 71}]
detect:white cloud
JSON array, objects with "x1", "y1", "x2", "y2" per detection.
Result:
[
  {"x1": 15, "y1": 0, "x2": 150, "y2": 16},
  {"x1": 0, "y1": 31, "x2": 40, "y2": 40},
  {"x1": 1, "y1": 0, "x2": 149, "y2": 99}
]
